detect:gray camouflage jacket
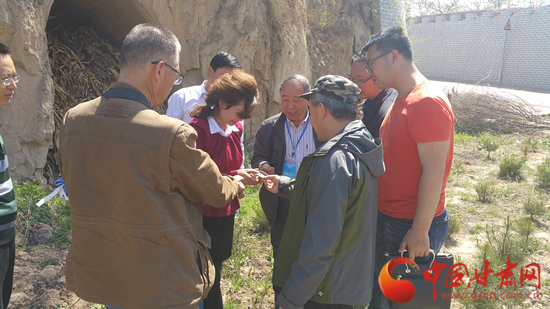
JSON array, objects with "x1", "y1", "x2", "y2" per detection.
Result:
[{"x1": 273, "y1": 120, "x2": 385, "y2": 308}]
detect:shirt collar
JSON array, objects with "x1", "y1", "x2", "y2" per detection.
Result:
[
  {"x1": 103, "y1": 82, "x2": 152, "y2": 109},
  {"x1": 287, "y1": 110, "x2": 310, "y2": 130},
  {"x1": 199, "y1": 81, "x2": 208, "y2": 97},
  {"x1": 207, "y1": 116, "x2": 239, "y2": 137}
]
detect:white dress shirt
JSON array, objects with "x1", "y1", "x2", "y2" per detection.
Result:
[
  {"x1": 207, "y1": 117, "x2": 245, "y2": 169},
  {"x1": 284, "y1": 112, "x2": 316, "y2": 172},
  {"x1": 167, "y1": 81, "x2": 207, "y2": 123}
]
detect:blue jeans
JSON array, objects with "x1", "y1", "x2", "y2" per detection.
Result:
[{"x1": 370, "y1": 208, "x2": 449, "y2": 309}]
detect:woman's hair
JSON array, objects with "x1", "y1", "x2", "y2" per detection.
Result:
[{"x1": 190, "y1": 70, "x2": 258, "y2": 119}]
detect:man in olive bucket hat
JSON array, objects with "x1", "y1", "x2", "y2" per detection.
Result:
[{"x1": 264, "y1": 75, "x2": 385, "y2": 309}]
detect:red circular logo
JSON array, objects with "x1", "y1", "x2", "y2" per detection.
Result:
[{"x1": 379, "y1": 257, "x2": 419, "y2": 303}]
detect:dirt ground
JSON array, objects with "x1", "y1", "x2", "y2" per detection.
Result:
[{"x1": 10, "y1": 132, "x2": 550, "y2": 309}]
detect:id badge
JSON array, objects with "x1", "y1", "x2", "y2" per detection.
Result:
[{"x1": 282, "y1": 161, "x2": 297, "y2": 178}]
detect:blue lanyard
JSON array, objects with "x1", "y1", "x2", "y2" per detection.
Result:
[{"x1": 286, "y1": 117, "x2": 309, "y2": 157}]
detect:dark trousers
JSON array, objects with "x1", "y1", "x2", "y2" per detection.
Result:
[
  {"x1": 202, "y1": 215, "x2": 235, "y2": 309},
  {"x1": 0, "y1": 240, "x2": 15, "y2": 309},
  {"x1": 274, "y1": 286, "x2": 352, "y2": 309},
  {"x1": 369, "y1": 209, "x2": 449, "y2": 309},
  {"x1": 270, "y1": 202, "x2": 289, "y2": 309}
]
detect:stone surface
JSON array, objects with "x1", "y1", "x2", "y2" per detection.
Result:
[
  {"x1": 0, "y1": 0, "x2": 55, "y2": 181},
  {"x1": 2, "y1": 0, "x2": 376, "y2": 180},
  {"x1": 15, "y1": 251, "x2": 31, "y2": 262},
  {"x1": 40, "y1": 265, "x2": 60, "y2": 282},
  {"x1": 8, "y1": 292, "x2": 31, "y2": 309},
  {"x1": 31, "y1": 222, "x2": 53, "y2": 244}
]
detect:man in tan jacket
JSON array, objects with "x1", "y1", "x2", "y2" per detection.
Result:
[{"x1": 59, "y1": 23, "x2": 245, "y2": 309}]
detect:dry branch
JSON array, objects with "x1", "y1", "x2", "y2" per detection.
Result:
[{"x1": 448, "y1": 87, "x2": 550, "y2": 134}]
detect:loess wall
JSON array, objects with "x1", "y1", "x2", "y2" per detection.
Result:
[{"x1": 1, "y1": 0, "x2": 375, "y2": 180}]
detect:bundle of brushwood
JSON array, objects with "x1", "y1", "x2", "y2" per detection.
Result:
[
  {"x1": 448, "y1": 88, "x2": 550, "y2": 135},
  {"x1": 44, "y1": 21, "x2": 121, "y2": 182}
]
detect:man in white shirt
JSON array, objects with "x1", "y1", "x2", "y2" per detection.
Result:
[{"x1": 166, "y1": 51, "x2": 242, "y2": 122}]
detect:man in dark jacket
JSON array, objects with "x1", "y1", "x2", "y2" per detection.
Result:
[
  {"x1": 264, "y1": 75, "x2": 384, "y2": 309},
  {"x1": 350, "y1": 52, "x2": 397, "y2": 139},
  {"x1": 251, "y1": 74, "x2": 322, "y2": 257},
  {"x1": 251, "y1": 74, "x2": 322, "y2": 308}
]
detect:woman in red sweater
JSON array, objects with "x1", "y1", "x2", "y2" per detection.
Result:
[{"x1": 189, "y1": 70, "x2": 259, "y2": 309}]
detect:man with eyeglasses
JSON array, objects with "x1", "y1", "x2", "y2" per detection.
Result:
[
  {"x1": 361, "y1": 27, "x2": 454, "y2": 309},
  {"x1": 0, "y1": 42, "x2": 18, "y2": 309},
  {"x1": 167, "y1": 51, "x2": 242, "y2": 123},
  {"x1": 350, "y1": 53, "x2": 397, "y2": 139},
  {"x1": 59, "y1": 23, "x2": 245, "y2": 309}
]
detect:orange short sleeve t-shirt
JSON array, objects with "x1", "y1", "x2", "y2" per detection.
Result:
[{"x1": 378, "y1": 82, "x2": 454, "y2": 220}]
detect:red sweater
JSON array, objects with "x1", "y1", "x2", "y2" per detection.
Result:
[{"x1": 189, "y1": 117, "x2": 243, "y2": 217}]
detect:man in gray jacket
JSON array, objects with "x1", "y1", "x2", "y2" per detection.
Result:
[{"x1": 264, "y1": 75, "x2": 385, "y2": 309}]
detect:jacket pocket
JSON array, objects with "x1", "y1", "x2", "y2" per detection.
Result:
[{"x1": 196, "y1": 229, "x2": 215, "y2": 298}]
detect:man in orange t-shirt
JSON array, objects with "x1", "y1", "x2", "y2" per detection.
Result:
[{"x1": 361, "y1": 27, "x2": 454, "y2": 308}]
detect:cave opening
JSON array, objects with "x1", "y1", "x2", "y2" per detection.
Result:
[{"x1": 43, "y1": 0, "x2": 151, "y2": 182}]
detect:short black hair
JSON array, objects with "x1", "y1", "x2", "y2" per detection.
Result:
[
  {"x1": 209, "y1": 52, "x2": 242, "y2": 72},
  {"x1": 351, "y1": 52, "x2": 367, "y2": 65},
  {"x1": 0, "y1": 43, "x2": 11, "y2": 55},
  {"x1": 361, "y1": 27, "x2": 413, "y2": 62}
]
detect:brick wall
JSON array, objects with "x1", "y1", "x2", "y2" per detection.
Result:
[{"x1": 407, "y1": 6, "x2": 550, "y2": 91}]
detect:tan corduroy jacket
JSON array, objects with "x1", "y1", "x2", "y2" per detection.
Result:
[{"x1": 59, "y1": 82, "x2": 239, "y2": 309}]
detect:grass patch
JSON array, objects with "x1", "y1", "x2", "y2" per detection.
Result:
[
  {"x1": 455, "y1": 132, "x2": 476, "y2": 143},
  {"x1": 14, "y1": 181, "x2": 71, "y2": 247},
  {"x1": 485, "y1": 208, "x2": 502, "y2": 218},
  {"x1": 470, "y1": 224, "x2": 484, "y2": 234},
  {"x1": 237, "y1": 185, "x2": 270, "y2": 235},
  {"x1": 40, "y1": 257, "x2": 58, "y2": 268},
  {"x1": 521, "y1": 137, "x2": 538, "y2": 156}
]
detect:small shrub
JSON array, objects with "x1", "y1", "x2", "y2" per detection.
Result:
[
  {"x1": 521, "y1": 137, "x2": 538, "y2": 156},
  {"x1": 479, "y1": 133, "x2": 499, "y2": 160},
  {"x1": 475, "y1": 180, "x2": 495, "y2": 203},
  {"x1": 536, "y1": 157, "x2": 550, "y2": 188},
  {"x1": 523, "y1": 195, "x2": 547, "y2": 220},
  {"x1": 446, "y1": 216, "x2": 460, "y2": 240},
  {"x1": 498, "y1": 154, "x2": 526, "y2": 181}
]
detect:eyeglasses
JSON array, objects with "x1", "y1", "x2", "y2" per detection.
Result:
[
  {"x1": 365, "y1": 52, "x2": 391, "y2": 73},
  {"x1": 151, "y1": 61, "x2": 184, "y2": 85},
  {"x1": 350, "y1": 76, "x2": 373, "y2": 85},
  {"x1": 1, "y1": 75, "x2": 19, "y2": 86}
]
